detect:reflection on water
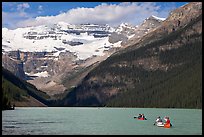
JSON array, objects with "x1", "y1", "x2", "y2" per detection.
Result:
[{"x1": 2, "y1": 107, "x2": 202, "y2": 135}]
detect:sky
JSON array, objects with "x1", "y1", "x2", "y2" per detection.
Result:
[{"x1": 2, "y1": 2, "x2": 189, "y2": 29}]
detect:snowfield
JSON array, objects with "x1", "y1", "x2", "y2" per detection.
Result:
[
  {"x1": 2, "y1": 16, "x2": 165, "y2": 60},
  {"x1": 2, "y1": 23, "x2": 121, "y2": 60}
]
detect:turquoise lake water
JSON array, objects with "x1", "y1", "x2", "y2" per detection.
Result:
[{"x1": 2, "y1": 107, "x2": 202, "y2": 135}]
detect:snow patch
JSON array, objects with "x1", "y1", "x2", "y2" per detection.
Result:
[
  {"x1": 128, "y1": 34, "x2": 135, "y2": 39},
  {"x1": 25, "y1": 71, "x2": 50, "y2": 77},
  {"x1": 151, "y1": 15, "x2": 166, "y2": 21}
]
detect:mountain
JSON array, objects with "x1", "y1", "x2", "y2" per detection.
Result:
[
  {"x1": 2, "y1": 67, "x2": 50, "y2": 109},
  {"x1": 2, "y1": 23, "x2": 115, "y2": 60},
  {"x1": 2, "y1": 23, "x2": 121, "y2": 98},
  {"x1": 122, "y1": 15, "x2": 165, "y2": 47},
  {"x1": 59, "y1": 2, "x2": 202, "y2": 108},
  {"x1": 2, "y1": 17, "x2": 161, "y2": 99},
  {"x1": 109, "y1": 23, "x2": 137, "y2": 44},
  {"x1": 110, "y1": 15, "x2": 165, "y2": 47}
]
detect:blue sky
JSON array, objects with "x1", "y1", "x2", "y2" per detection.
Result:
[{"x1": 2, "y1": 2, "x2": 189, "y2": 29}]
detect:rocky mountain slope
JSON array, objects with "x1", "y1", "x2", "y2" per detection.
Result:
[
  {"x1": 2, "y1": 53, "x2": 26, "y2": 80},
  {"x1": 59, "y1": 2, "x2": 202, "y2": 108}
]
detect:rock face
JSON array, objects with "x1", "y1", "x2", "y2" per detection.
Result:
[
  {"x1": 109, "y1": 23, "x2": 136, "y2": 44},
  {"x1": 108, "y1": 32, "x2": 128, "y2": 44},
  {"x1": 134, "y1": 15, "x2": 164, "y2": 38},
  {"x1": 60, "y1": 2, "x2": 202, "y2": 108},
  {"x1": 2, "y1": 53, "x2": 26, "y2": 80},
  {"x1": 123, "y1": 15, "x2": 165, "y2": 47},
  {"x1": 24, "y1": 51, "x2": 78, "y2": 96},
  {"x1": 109, "y1": 17, "x2": 164, "y2": 45}
]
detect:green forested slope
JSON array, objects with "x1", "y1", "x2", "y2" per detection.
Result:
[
  {"x1": 2, "y1": 67, "x2": 50, "y2": 110},
  {"x1": 106, "y1": 56, "x2": 202, "y2": 108}
]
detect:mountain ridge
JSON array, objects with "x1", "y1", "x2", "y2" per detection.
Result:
[{"x1": 58, "y1": 2, "x2": 202, "y2": 108}]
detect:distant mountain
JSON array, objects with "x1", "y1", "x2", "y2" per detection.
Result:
[
  {"x1": 132, "y1": 15, "x2": 165, "y2": 38},
  {"x1": 2, "y1": 16, "x2": 161, "y2": 99},
  {"x1": 109, "y1": 23, "x2": 137, "y2": 44},
  {"x1": 60, "y1": 2, "x2": 202, "y2": 108},
  {"x1": 122, "y1": 15, "x2": 165, "y2": 47},
  {"x1": 2, "y1": 20, "x2": 162, "y2": 60},
  {"x1": 2, "y1": 23, "x2": 115, "y2": 60},
  {"x1": 2, "y1": 67, "x2": 50, "y2": 109},
  {"x1": 109, "y1": 15, "x2": 165, "y2": 46},
  {"x1": 2, "y1": 23, "x2": 120, "y2": 97}
]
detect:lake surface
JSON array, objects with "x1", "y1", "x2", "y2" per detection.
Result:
[{"x1": 2, "y1": 107, "x2": 202, "y2": 135}]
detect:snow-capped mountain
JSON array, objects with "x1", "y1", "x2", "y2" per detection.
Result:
[
  {"x1": 2, "y1": 23, "x2": 116, "y2": 60},
  {"x1": 2, "y1": 15, "x2": 164, "y2": 97},
  {"x1": 134, "y1": 15, "x2": 165, "y2": 37},
  {"x1": 109, "y1": 23, "x2": 137, "y2": 44},
  {"x1": 2, "y1": 16, "x2": 164, "y2": 60},
  {"x1": 2, "y1": 22, "x2": 124, "y2": 96},
  {"x1": 123, "y1": 15, "x2": 165, "y2": 47}
]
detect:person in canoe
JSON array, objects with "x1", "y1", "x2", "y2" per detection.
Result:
[
  {"x1": 156, "y1": 116, "x2": 163, "y2": 122},
  {"x1": 163, "y1": 116, "x2": 172, "y2": 128},
  {"x1": 138, "y1": 114, "x2": 142, "y2": 119},
  {"x1": 141, "y1": 114, "x2": 147, "y2": 120},
  {"x1": 134, "y1": 114, "x2": 142, "y2": 119},
  {"x1": 134, "y1": 114, "x2": 147, "y2": 120},
  {"x1": 154, "y1": 116, "x2": 163, "y2": 126}
]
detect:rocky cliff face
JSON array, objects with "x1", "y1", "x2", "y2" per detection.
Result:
[
  {"x1": 24, "y1": 51, "x2": 78, "y2": 96},
  {"x1": 2, "y1": 53, "x2": 26, "y2": 80}
]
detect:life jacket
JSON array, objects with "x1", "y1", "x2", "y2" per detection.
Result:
[
  {"x1": 164, "y1": 123, "x2": 171, "y2": 128},
  {"x1": 166, "y1": 119, "x2": 170, "y2": 124},
  {"x1": 164, "y1": 119, "x2": 171, "y2": 128}
]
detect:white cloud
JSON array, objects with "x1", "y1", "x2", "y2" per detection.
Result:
[
  {"x1": 37, "y1": 5, "x2": 43, "y2": 14},
  {"x1": 16, "y1": 2, "x2": 162, "y2": 28},
  {"x1": 17, "y1": 3, "x2": 30, "y2": 11},
  {"x1": 38, "y1": 5, "x2": 43, "y2": 10},
  {"x1": 3, "y1": 2, "x2": 177, "y2": 29},
  {"x1": 2, "y1": 3, "x2": 34, "y2": 29}
]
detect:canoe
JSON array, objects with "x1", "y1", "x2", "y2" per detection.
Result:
[
  {"x1": 155, "y1": 122, "x2": 172, "y2": 128},
  {"x1": 134, "y1": 117, "x2": 147, "y2": 120},
  {"x1": 164, "y1": 123, "x2": 171, "y2": 128},
  {"x1": 156, "y1": 122, "x2": 164, "y2": 127}
]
